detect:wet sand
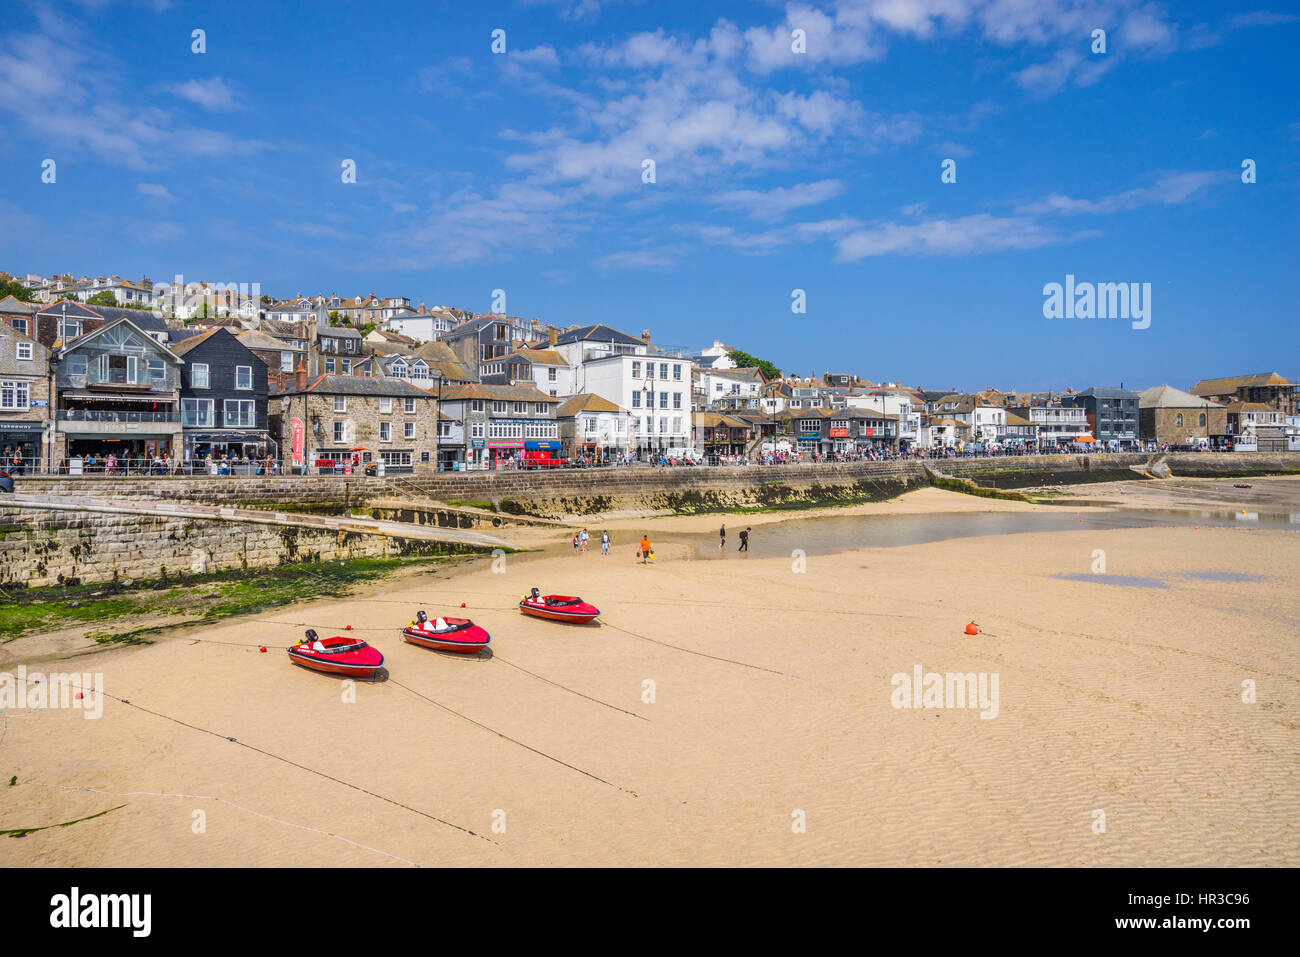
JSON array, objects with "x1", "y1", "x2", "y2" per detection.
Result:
[{"x1": 2, "y1": 488, "x2": 1297, "y2": 866}]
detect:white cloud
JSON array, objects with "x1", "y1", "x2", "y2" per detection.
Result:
[
  {"x1": 712, "y1": 179, "x2": 846, "y2": 219},
  {"x1": 835, "y1": 213, "x2": 1073, "y2": 260},
  {"x1": 595, "y1": 249, "x2": 678, "y2": 269},
  {"x1": 0, "y1": 16, "x2": 264, "y2": 169},
  {"x1": 137, "y1": 182, "x2": 173, "y2": 200},
  {"x1": 165, "y1": 77, "x2": 242, "y2": 112},
  {"x1": 1014, "y1": 170, "x2": 1227, "y2": 216}
]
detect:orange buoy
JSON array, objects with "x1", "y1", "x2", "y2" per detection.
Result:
[{"x1": 965, "y1": 622, "x2": 979, "y2": 635}]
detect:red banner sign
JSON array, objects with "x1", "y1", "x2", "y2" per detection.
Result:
[{"x1": 291, "y1": 417, "x2": 305, "y2": 466}]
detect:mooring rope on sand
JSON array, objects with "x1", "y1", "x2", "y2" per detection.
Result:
[
  {"x1": 596, "y1": 618, "x2": 801, "y2": 679},
  {"x1": 23, "y1": 782, "x2": 423, "y2": 867},
  {"x1": 3, "y1": 674, "x2": 495, "y2": 847},
  {"x1": 385, "y1": 677, "x2": 637, "y2": 797},
  {"x1": 489, "y1": 654, "x2": 648, "y2": 720}
]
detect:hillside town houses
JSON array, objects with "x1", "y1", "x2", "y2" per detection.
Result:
[{"x1": 1, "y1": 268, "x2": 1297, "y2": 475}]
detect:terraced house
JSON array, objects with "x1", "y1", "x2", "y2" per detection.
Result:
[
  {"x1": 269, "y1": 372, "x2": 439, "y2": 474},
  {"x1": 171, "y1": 329, "x2": 272, "y2": 464},
  {"x1": 52, "y1": 316, "x2": 184, "y2": 467},
  {"x1": 437, "y1": 383, "x2": 559, "y2": 470},
  {"x1": 0, "y1": 323, "x2": 50, "y2": 471}
]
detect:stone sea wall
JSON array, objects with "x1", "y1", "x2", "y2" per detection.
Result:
[
  {"x1": 13, "y1": 452, "x2": 1300, "y2": 517},
  {"x1": 0, "y1": 506, "x2": 474, "y2": 589}
]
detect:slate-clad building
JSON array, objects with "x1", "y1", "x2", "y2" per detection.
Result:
[
  {"x1": 171, "y1": 329, "x2": 272, "y2": 464},
  {"x1": 1061, "y1": 386, "x2": 1140, "y2": 450}
]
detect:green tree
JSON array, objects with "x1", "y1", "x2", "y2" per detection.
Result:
[
  {"x1": 86, "y1": 290, "x2": 119, "y2": 306},
  {"x1": 0, "y1": 279, "x2": 35, "y2": 302},
  {"x1": 726, "y1": 350, "x2": 780, "y2": 381}
]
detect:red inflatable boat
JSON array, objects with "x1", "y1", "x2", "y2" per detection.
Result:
[
  {"x1": 401, "y1": 610, "x2": 491, "y2": 653},
  {"x1": 519, "y1": 588, "x2": 599, "y2": 623},
  {"x1": 287, "y1": 629, "x2": 385, "y2": 676}
]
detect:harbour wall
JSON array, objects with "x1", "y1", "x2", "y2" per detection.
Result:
[{"x1": 0, "y1": 506, "x2": 478, "y2": 589}]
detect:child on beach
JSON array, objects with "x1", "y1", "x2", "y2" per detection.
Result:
[
  {"x1": 719, "y1": 523, "x2": 726, "y2": 550},
  {"x1": 639, "y1": 535, "x2": 651, "y2": 564},
  {"x1": 580, "y1": 528, "x2": 589, "y2": 553},
  {"x1": 601, "y1": 530, "x2": 610, "y2": 555},
  {"x1": 572, "y1": 533, "x2": 580, "y2": 552}
]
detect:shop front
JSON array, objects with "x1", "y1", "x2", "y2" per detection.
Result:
[
  {"x1": 0, "y1": 420, "x2": 45, "y2": 473},
  {"x1": 183, "y1": 429, "x2": 274, "y2": 470},
  {"x1": 488, "y1": 437, "x2": 524, "y2": 467}
]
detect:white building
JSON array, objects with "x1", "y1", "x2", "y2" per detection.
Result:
[
  {"x1": 844, "y1": 391, "x2": 921, "y2": 448},
  {"x1": 698, "y1": 367, "x2": 765, "y2": 409},
  {"x1": 385, "y1": 306, "x2": 460, "y2": 342},
  {"x1": 580, "y1": 353, "x2": 693, "y2": 455},
  {"x1": 692, "y1": 339, "x2": 737, "y2": 370},
  {"x1": 66, "y1": 276, "x2": 157, "y2": 308}
]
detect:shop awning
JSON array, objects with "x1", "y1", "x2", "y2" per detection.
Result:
[{"x1": 1074, "y1": 436, "x2": 1096, "y2": 443}]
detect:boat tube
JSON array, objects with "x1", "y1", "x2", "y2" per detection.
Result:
[
  {"x1": 287, "y1": 629, "x2": 385, "y2": 676},
  {"x1": 519, "y1": 587, "x2": 600, "y2": 624},
  {"x1": 401, "y1": 610, "x2": 491, "y2": 653}
]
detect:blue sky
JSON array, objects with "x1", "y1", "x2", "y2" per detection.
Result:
[{"x1": 1, "y1": 0, "x2": 1297, "y2": 391}]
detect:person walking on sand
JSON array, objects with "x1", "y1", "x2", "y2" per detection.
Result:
[
  {"x1": 579, "y1": 528, "x2": 589, "y2": 553},
  {"x1": 639, "y1": 534, "x2": 651, "y2": 564},
  {"x1": 719, "y1": 523, "x2": 726, "y2": 551},
  {"x1": 601, "y1": 530, "x2": 610, "y2": 556},
  {"x1": 572, "y1": 533, "x2": 580, "y2": 553},
  {"x1": 739, "y1": 526, "x2": 750, "y2": 553}
]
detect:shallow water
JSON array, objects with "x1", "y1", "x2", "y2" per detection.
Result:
[
  {"x1": 1052, "y1": 572, "x2": 1168, "y2": 589},
  {"x1": 664, "y1": 506, "x2": 1298, "y2": 559}
]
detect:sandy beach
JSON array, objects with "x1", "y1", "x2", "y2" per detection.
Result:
[{"x1": 2, "y1": 486, "x2": 1297, "y2": 867}]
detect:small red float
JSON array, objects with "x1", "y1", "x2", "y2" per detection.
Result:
[{"x1": 965, "y1": 622, "x2": 979, "y2": 635}]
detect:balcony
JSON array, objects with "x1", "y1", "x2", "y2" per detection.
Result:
[{"x1": 59, "y1": 410, "x2": 179, "y2": 423}]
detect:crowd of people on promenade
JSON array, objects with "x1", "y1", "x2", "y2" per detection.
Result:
[
  {"x1": 3, "y1": 439, "x2": 1242, "y2": 478},
  {"x1": 34, "y1": 451, "x2": 281, "y2": 476}
]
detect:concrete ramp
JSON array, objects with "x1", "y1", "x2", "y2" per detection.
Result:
[{"x1": 6, "y1": 493, "x2": 519, "y2": 551}]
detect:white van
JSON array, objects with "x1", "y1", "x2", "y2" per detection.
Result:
[{"x1": 664, "y1": 446, "x2": 703, "y2": 463}]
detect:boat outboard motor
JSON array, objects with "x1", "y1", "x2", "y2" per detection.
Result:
[
  {"x1": 416, "y1": 610, "x2": 428, "y2": 624},
  {"x1": 305, "y1": 629, "x2": 318, "y2": 641},
  {"x1": 530, "y1": 587, "x2": 540, "y2": 600}
]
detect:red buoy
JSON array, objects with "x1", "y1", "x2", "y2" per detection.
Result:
[
  {"x1": 965, "y1": 622, "x2": 979, "y2": 636},
  {"x1": 259, "y1": 646, "x2": 267, "y2": 653},
  {"x1": 344, "y1": 625, "x2": 352, "y2": 630},
  {"x1": 461, "y1": 602, "x2": 467, "y2": 608}
]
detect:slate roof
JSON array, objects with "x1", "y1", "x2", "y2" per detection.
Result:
[{"x1": 275, "y1": 375, "x2": 436, "y2": 398}]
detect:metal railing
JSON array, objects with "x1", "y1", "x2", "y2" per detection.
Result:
[{"x1": 58, "y1": 410, "x2": 180, "y2": 423}]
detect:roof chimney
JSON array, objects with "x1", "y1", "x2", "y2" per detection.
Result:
[
  {"x1": 548, "y1": 327, "x2": 557, "y2": 347},
  {"x1": 296, "y1": 367, "x2": 307, "y2": 391},
  {"x1": 641, "y1": 330, "x2": 651, "y2": 344}
]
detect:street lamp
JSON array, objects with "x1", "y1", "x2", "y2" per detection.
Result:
[
  {"x1": 435, "y1": 371, "x2": 444, "y2": 471},
  {"x1": 641, "y1": 376, "x2": 652, "y2": 460},
  {"x1": 46, "y1": 352, "x2": 60, "y2": 474}
]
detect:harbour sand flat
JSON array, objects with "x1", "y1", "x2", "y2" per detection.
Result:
[{"x1": 1, "y1": 491, "x2": 1296, "y2": 866}]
